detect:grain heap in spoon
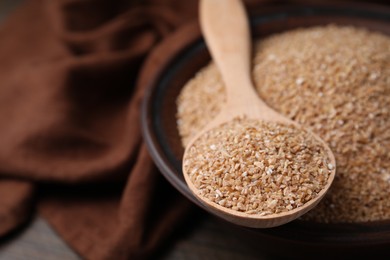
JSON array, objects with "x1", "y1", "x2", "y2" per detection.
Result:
[{"x1": 182, "y1": 0, "x2": 336, "y2": 228}]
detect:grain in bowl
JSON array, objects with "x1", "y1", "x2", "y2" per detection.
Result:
[{"x1": 177, "y1": 25, "x2": 390, "y2": 223}]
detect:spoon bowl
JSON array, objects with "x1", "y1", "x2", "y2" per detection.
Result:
[{"x1": 182, "y1": 0, "x2": 336, "y2": 228}]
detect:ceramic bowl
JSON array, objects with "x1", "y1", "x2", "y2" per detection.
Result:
[{"x1": 140, "y1": 3, "x2": 390, "y2": 258}]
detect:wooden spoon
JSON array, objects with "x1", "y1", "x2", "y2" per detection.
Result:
[{"x1": 182, "y1": 0, "x2": 336, "y2": 228}]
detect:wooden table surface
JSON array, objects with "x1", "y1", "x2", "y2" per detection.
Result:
[
  {"x1": 0, "y1": 2, "x2": 269, "y2": 259},
  {"x1": 0, "y1": 214, "x2": 269, "y2": 260}
]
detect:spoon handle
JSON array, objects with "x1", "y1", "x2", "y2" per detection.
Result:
[{"x1": 200, "y1": 0, "x2": 258, "y2": 107}]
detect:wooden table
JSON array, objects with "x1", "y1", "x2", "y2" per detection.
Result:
[{"x1": 0, "y1": 214, "x2": 269, "y2": 259}]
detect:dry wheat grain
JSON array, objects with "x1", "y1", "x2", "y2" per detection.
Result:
[
  {"x1": 177, "y1": 25, "x2": 390, "y2": 223},
  {"x1": 183, "y1": 117, "x2": 332, "y2": 215}
]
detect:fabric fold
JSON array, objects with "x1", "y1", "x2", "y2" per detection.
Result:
[
  {"x1": 0, "y1": 0, "x2": 197, "y2": 258},
  {"x1": 0, "y1": 180, "x2": 34, "y2": 236}
]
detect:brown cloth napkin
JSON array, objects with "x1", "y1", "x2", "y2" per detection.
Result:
[
  {"x1": 0, "y1": 0, "x2": 198, "y2": 259},
  {"x1": 0, "y1": 0, "x2": 388, "y2": 259}
]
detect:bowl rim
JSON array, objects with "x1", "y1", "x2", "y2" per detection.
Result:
[{"x1": 140, "y1": 2, "x2": 390, "y2": 244}]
